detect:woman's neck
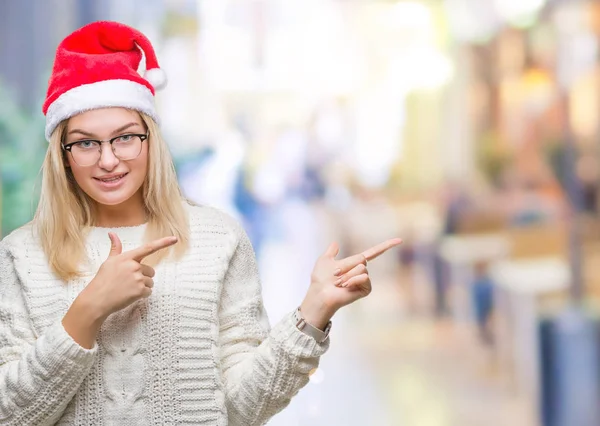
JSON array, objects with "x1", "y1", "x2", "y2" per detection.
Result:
[{"x1": 94, "y1": 195, "x2": 147, "y2": 228}]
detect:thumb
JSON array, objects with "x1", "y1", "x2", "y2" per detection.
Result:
[
  {"x1": 108, "y1": 232, "x2": 123, "y2": 257},
  {"x1": 324, "y1": 242, "x2": 339, "y2": 259}
]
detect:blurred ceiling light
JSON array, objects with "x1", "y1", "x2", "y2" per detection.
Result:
[
  {"x1": 521, "y1": 68, "x2": 554, "y2": 114},
  {"x1": 387, "y1": 1, "x2": 432, "y2": 30},
  {"x1": 444, "y1": 0, "x2": 500, "y2": 43},
  {"x1": 390, "y1": 47, "x2": 454, "y2": 91},
  {"x1": 494, "y1": 0, "x2": 547, "y2": 27}
]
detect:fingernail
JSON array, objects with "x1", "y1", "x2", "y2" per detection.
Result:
[
  {"x1": 334, "y1": 278, "x2": 343, "y2": 286},
  {"x1": 342, "y1": 282, "x2": 349, "y2": 288},
  {"x1": 334, "y1": 268, "x2": 341, "y2": 276}
]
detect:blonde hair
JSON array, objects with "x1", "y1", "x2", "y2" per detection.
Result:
[{"x1": 34, "y1": 112, "x2": 190, "y2": 281}]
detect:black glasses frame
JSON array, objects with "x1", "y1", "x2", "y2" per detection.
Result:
[
  {"x1": 62, "y1": 133, "x2": 149, "y2": 153},
  {"x1": 62, "y1": 133, "x2": 149, "y2": 166}
]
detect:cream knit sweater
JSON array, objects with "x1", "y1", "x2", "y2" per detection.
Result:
[{"x1": 0, "y1": 203, "x2": 328, "y2": 425}]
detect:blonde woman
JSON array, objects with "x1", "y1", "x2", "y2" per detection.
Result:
[{"x1": 0, "y1": 21, "x2": 401, "y2": 425}]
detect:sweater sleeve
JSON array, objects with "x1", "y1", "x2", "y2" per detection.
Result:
[
  {"x1": 0, "y1": 239, "x2": 98, "y2": 426},
  {"x1": 218, "y1": 223, "x2": 329, "y2": 426}
]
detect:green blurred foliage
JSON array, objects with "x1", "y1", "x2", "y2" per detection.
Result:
[{"x1": 0, "y1": 82, "x2": 46, "y2": 237}]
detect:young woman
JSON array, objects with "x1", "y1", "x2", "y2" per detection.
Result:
[{"x1": 0, "y1": 21, "x2": 401, "y2": 425}]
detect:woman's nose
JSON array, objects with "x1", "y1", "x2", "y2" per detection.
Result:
[{"x1": 97, "y1": 143, "x2": 120, "y2": 170}]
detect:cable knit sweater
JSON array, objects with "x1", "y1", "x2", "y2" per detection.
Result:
[{"x1": 0, "y1": 203, "x2": 328, "y2": 425}]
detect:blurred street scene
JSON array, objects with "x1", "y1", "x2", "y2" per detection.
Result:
[{"x1": 3, "y1": 1, "x2": 600, "y2": 425}]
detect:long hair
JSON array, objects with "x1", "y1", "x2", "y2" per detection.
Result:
[{"x1": 34, "y1": 112, "x2": 190, "y2": 281}]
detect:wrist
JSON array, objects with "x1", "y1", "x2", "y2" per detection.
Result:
[
  {"x1": 73, "y1": 291, "x2": 107, "y2": 327},
  {"x1": 299, "y1": 300, "x2": 336, "y2": 330},
  {"x1": 62, "y1": 294, "x2": 105, "y2": 350}
]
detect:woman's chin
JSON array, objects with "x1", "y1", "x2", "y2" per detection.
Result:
[{"x1": 88, "y1": 189, "x2": 137, "y2": 207}]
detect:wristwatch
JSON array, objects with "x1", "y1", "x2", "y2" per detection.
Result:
[{"x1": 293, "y1": 307, "x2": 332, "y2": 343}]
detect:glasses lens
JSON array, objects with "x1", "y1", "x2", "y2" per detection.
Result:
[
  {"x1": 113, "y1": 135, "x2": 143, "y2": 161},
  {"x1": 71, "y1": 141, "x2": 101, "y2": 167}
]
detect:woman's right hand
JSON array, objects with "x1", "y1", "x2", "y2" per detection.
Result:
[
  {"x1": 62, "y1": 233, "x2": 177, "y2": 349},
  {"x1": 83, "y1": 232, "x2": 178, "y2": 320}
]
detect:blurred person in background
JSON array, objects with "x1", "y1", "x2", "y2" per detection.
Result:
[
  {"x1": 0, "y1": 21, "x2": 402, "y2": 425},
  {"x1": 471, "y1": 260, "x2": 495, "y2": 345},
  {"x1": 430, "y1": 182, "x2": 473, "y2": 318}
]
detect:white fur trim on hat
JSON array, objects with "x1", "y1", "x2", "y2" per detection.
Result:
[{"x1": 44, "y1": 79, "x2": 159, "y2": 141}]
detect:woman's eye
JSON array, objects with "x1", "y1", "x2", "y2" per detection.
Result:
[
  {"x1": 75, "y1": 140, "x2": 97, "y2": 149},
  {"x1": 116, "y1": 135, "x2": 133, "y2": 143}
]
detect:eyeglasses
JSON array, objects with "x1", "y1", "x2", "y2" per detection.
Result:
[{"x1": 62, "y1": 133, "x2": 148, "y2": 167}]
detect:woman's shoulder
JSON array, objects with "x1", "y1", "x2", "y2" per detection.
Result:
[{"x1": 0, "y1": 222, "x2": 36, "y2": 254}]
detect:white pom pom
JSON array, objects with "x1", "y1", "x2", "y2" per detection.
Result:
[{"x1": 144, "y1": 68, "x2": 168, "y2": 90}]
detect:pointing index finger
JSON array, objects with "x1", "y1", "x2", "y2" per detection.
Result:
[
  {"x1": 127, "y1": 236, "x2": 178, "y2": 262},
  {"x1": 361, "y1": 238, "x2": 402, "y2": 262},
  {"x1": 335, "y1": 238, "x2": 403, "y2": 275}
]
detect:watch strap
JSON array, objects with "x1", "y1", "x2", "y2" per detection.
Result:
[{"x1": 293, "y1": 307, "x2": 331, "y2": 343}]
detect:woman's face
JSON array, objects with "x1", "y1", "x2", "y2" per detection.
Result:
[{"x1": 64, "y1": 108, "x2": 149, "y2": 207}]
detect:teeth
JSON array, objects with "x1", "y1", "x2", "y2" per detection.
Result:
[{"x1": 100, "y1": 175, "x2": 124, "y2": 182}]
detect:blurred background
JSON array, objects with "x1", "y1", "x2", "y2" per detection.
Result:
[{"x1": 3, "y1": 0, "x2": 600, "y2": 425}]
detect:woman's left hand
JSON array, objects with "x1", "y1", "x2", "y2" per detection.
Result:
[{"x1": 299, "y1": 238, "x2": 403, "y2": 329}]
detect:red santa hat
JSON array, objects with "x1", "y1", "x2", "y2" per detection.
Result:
[{"x1": 43, "y1": 21, "x2": 167, "y2": 141}]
